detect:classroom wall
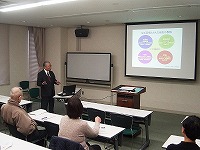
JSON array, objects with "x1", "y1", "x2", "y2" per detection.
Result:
[
  {"x1": 0, "y1": 25, "x2": 28, "y2": 96},
  {"x1": 1, "y1": 23, "x2": 199, "y2": 115},
  {"x1": 45, "y1": 27, "x2": 68, "y2": 93},
  {"x1": 64, "y1": 23, "x2": 200, "y2": 115}
]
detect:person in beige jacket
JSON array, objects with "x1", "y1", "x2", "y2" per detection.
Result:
[
  {"x1": 1, "y1": 87, "x2": 46, "y2": 145},
  {"x1": 58, "y1": 97, "x2": 101, "y2": 150}
]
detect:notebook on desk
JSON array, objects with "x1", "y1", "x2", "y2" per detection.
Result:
[{"x1": 58, "y1": 85, "x2": 76, "y2": 96}]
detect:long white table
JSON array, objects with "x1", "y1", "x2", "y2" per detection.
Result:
[
  {"x1": 0, "y1": 132, "x2": 49, "y2": 150},
  {"x1": 0, "y1": 95, "x2": 33, "y2": 112},
  {"x1": 81, "y1": 101, "x2": 153, "y2": 150},
  {"x1": 162, "y1": 135, "x2": 200, "y2": 149},
  {"x1": 29, "y1": 109, "x2": 125, "y2": 150}
]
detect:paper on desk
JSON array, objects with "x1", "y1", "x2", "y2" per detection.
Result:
[
  {"x1": 0, "y1": 140, "x2": 12, "y2": 150},
  {"x1": 35, "y1": 113, "x2": 57, "y2": 121},
  {"x1": 29, "y1": 109, "x2": 47, "y2": 116},
  {"x1": 119, "y1": 86, "x2": 135, "y2": 91}
]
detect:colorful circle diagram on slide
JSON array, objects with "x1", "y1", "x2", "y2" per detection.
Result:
[
  {"x1": 138, "y1": 35, "x2": 153, "y2": 49},
  {"x1": 138, "y1": 50, "x2": 152, "y2": 64},
  {"x1": 157, "y1": 50, "x2": 173, "y2": 64},
  {"x1": 159, "y1": 34, "x2": 174, "y2": 49}
]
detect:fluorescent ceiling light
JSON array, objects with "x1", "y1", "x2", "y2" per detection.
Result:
[{"x1": 0, "y1": 0, "x2": 77, "y2": 12}]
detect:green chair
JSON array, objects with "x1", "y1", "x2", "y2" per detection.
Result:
[
  {"x1": 110, "y1": 113, "x2": 137, "y2": 148},
  {"x1": 29, "y1": 88, "x2": 41, "y2": 109},
  {"x1": 19, "y1": 81, "x2": 29, "y2": 93}
]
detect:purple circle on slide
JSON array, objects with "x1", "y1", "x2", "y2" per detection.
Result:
[
  {"x1": 138, "y1": 50, "x2": 152, "y2": 64},
  {"x1": 138, "y1": 35, "x2": 153, "y2": 49}
]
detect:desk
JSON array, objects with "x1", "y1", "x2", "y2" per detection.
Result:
[
  {"x1": 0, "y1": 132, "x2": 49, "y2": 150},
  {"x1": 162, "y1": 135, "x2": 200, "y2": 149},
  {"x1": 0, "y1": 95, "x2": 33, "y2": 112},
  {"x1": 53, "y1": 88, "x2": 81, "y2": 102},
  {"x1": 111, "y1": 85, "x2": 146, "y2": 108},
  {"x1": 81, "y1": 101, "x2": 153, "y2": 150},
  {"x1": 29, "y1": 109, "x2": 125, "y2": 150}
]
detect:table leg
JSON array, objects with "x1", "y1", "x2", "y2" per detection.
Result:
[
  {"x1": 113, "y1": 136, "x2": 119, "y2": 150},
  {"x1": 139, "y1": 117, "x2": 150, "y2": 150}
]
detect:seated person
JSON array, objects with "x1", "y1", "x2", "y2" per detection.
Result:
[
  {"x1": 58, "y1": 97, "x2": 101, "y2": 150},
  {"x1": 167, "y1": 115, "x2": 200, "y2": 150},
  {"x1": 1, "y1": 87, "x2": 47, "y2": 146}
]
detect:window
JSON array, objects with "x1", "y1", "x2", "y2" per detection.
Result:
[{"x1": 28, "y1": 30, "x2": 39, "y2": 81}]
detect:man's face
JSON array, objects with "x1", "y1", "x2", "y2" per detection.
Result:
[{"x1": 44, "y1": 63, "x2": 52, "y2": 71}]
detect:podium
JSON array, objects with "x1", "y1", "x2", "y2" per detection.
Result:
[{"x1": 111, "y1": 85, "x2": 146, "y2": 109}]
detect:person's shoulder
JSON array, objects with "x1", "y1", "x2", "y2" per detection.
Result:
[{"x1": 166, "y1": 143, "x2": 178, "y2": 150}]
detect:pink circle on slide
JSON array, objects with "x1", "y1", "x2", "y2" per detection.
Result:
[
  {"x1": 157, "y1": 50, "x2": 173, "y2": 64},
  {"x1": 138, "y1": 50, "x2": 152, "y2": 64}
]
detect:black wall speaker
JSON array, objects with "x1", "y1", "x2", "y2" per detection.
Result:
[{"x1": 75, "y1": 28, "x2": 89, "y2": 37}]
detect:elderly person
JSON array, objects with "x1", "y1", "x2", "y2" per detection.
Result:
[
  {"x1": 58, "y1": 97, "x2": 101, "y2": 150},
  {"x1": 1, "y1": 87, "x2": 46, "y2": 146},
  {"x1": 37, "y1": 61, "x2": 60, "y2": 113}
]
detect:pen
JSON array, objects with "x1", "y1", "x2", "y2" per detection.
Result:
[{"x1": 41, "y1": 117, "x2": 47, "y2": 120}]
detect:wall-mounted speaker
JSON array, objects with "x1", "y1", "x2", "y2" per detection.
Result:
[{"x1": 75, "y1": 28, "x2": 89, "y2": 37}]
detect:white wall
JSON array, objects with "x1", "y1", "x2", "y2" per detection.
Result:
[
  {"x1": 45, "y1": 27, "x2": 68, "y2": 93},
  {"x1": 1, "y1": 23, "x2": 199, "y2": 115},
  {"x1": 0, "y1": 25, "x2": 28, "y2": 96}
]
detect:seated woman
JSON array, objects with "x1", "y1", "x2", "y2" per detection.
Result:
[{"x1": 58, "y1": 97, "x2": 101, "y2": 150}]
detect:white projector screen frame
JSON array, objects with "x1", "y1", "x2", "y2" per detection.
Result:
[
  {"x1": 125, "y1": 20, "x2": 198, "y2": 80},
  {"x1": 66, "y1": 52, "x2": 111, "y2": 82}
]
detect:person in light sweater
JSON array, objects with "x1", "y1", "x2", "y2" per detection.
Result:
[{"x1": 58, "y1": 97, "x2": 101, "y2": 150}]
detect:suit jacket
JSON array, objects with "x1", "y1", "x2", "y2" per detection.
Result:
[{"x1": 37, "y1": 69, "x2": 57, "y2": 97}]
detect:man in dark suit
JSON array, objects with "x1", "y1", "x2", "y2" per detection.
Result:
[{"x1": 37, "y1": 61, "x2": 60, "y2": 113}]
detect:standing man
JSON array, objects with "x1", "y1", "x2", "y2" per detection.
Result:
[{"x1": 37, "y1": 61, "x2": 60, "y2": 113}]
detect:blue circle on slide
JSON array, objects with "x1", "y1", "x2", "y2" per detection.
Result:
[{"x1": 138, "y1": 35, "x2": 153, "y2": 49}]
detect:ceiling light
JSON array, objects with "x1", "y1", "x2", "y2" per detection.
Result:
[{"x1": 0, "y1": 0, "x2": 77, "y2": 12}]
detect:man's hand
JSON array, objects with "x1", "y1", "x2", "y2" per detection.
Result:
[{"x1": 55, "y1": 81, "x2": 61, "y2": 85}]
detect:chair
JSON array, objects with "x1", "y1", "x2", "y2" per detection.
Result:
[
  {"x1": 19, "y1": 81, "x2": 29, "y2": 93},
  {"x1": 110, "y1": 113, "x2": 135, "y2": 148},
  {"x1": 43, "y1": 121, "x2": 59, "y2": 141},
  {"x1": 87, "y1": 108, "x2": 106, "y2": 123},
  {"x1": 49, "y1": 136, "x2": 84, "y2": 150},
  {"x1": 6, "y1": 123, "x2": 46, "y2": 146},
  {"x1": 29, "y1": 88, "x2": 41, "y2": 108}
]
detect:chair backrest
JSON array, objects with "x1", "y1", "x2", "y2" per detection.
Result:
[
  {"x1": 43, "y1": 121, "x2": 59, "y2": 140},
  {"x1": 110, "y1": 113, "x2": 133, "y2": 129},
  {"x1": 49, "y1": 136, "x2": 84, "y2": 150},
  {"x1": 19, "y1": 81, "x2": 29, "y2": 90},
  {"x1": 87, "y1": 107, "x2": 106, "y2": 123},
  {"x1": 29, "y1": 88, "x2": 40, "y2": 98},
  {"x1": 6, "y1": 123, "x2": 27, "y2": 140}
]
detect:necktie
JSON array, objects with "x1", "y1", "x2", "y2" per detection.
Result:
[{"x1": 47, "y1": 72, "x2": 51, "y2": 82}]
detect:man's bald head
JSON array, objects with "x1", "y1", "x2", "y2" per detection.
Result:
[{"x1": 10, "y1": 87, "x2": 23, "y2": 102}]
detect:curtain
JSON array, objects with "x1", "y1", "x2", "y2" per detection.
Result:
[
  {"x1": 0, "y1": 24, "x2": 9, "y2": 85},
  {"x1": 29, "y1": 27, "x2": 45, "y2": 70}
]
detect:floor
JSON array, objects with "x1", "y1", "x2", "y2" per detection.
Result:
[{"x1": 0, "y1": 101, "x2": 186, "y2": 150}]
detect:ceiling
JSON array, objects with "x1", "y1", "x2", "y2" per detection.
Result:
[{"x1": 0, "y1": 0, "x2": 200, "y2": 28}]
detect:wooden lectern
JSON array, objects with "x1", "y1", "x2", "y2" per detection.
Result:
[{"x1": 111, "y1": 85, "x2": 146, "y2": 109}]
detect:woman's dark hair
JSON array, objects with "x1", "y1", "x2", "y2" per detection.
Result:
[
  {"x1": 182, "y1": 115, "x2": 200, "y2": 141},
  {"x1": 66, "y1": 97, "x2": 83, "y2": 119}
]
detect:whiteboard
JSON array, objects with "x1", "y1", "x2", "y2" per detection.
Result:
[{"x1": 66, "y1": 52, "x2": 111, "y2": 82}]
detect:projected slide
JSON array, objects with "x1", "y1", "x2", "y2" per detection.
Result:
[
  {"x1": 125, "y1": 21, "x2": 197, "y2": 80},
  {"x1": 132, "y1": 28, "x2": 182, "y2": 69}
]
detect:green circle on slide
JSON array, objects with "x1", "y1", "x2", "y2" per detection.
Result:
[{"x1": 159, "y1": 34, "x2": 175, "y2": 49}]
